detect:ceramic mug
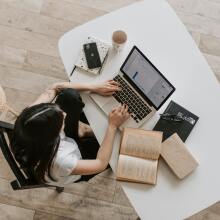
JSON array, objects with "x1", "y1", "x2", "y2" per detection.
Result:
[{"x1": 112, "y1": 30, "x2": 127, "y2": 52}]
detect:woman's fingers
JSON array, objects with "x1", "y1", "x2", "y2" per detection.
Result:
[
  {"x1": 117, "y1": 104, "x2": 123, "y2": 111},
  {"x1": 101, "y1": 87, "x2": 120, "y2": 96},
  {"x1": 111, "y1": 106, "x2": 121, "y2": 114},
  {"x1": 109, "y1": 104, "x2": 130, "y2": 128},
  {"x1": 95, "y1": 80, "x2": 121, "y2": 96},
  {"x1": 122, "y1": 104, "x2": 128, "y2": 114},
  {"x1": 107, "y1": 80, "x2": 120, "y2": 87},
  {"x1": 121, "y1": 104, "x2": 129, "y2": 116},
  {"x1": 107, "y1": 82, "x2": 121, "y2": 90},
  {"x1": 112, "y1": 104, "x2": 129, "y2": 116},
  {"x1": 104, "y1": 85, "x2": 120, "y2": 92},
  {"x1": 110, "y1": 84, "x2": 120, "y2": 90},
  {"x1": 111, "y1": 108, "x2": 117, "y2": 113},
  {"x1": 115, "y1": 104, "x2": 126, "y2": 114},
  {"x1": 120, "y1": 104, "x2": 130, "y2": 119}
]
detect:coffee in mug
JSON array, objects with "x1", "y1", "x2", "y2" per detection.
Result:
[{"x1": 112, "y1": 30, "x2": 127, "y2": 52}]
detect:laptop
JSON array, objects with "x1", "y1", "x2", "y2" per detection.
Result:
[{"x1": 90, "y1": 46, "x2": 175, "y2": 129}]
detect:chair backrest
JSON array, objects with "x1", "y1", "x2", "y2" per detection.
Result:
[
  {"x1": 0, "y1": 121, "x2": 37, "y2": 189},
  {"x1": 0, "y1": 120, "x2": 57, "y2": 191}
]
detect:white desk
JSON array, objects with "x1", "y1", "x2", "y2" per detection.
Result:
[{"x1": 58, "y1": 0, "x2": 220, "y2": 219}]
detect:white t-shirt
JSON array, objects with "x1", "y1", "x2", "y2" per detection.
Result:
[{"x1": 45, "y1": 132, "x2": 82, "y2": 186}]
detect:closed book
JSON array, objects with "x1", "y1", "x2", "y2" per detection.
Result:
[
  {"x1": 153, "y1": 101, "x2": 199, "y2": 142},
  {"x1": 161, "y1": 133, "x2": 199, "y2": 179}
]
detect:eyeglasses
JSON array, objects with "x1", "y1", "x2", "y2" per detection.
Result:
[
  {"x1": 160, "y1": 113, "x2": 183, "y2": 122},
  {"x1": 160, "y1": 113, "x2": 195, "y2": 125}
]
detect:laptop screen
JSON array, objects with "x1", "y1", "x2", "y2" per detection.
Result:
[{"x1": 121, "y1": 47, "x2": 175, "y2": 109}]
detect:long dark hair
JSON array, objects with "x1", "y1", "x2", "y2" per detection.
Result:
[{"x1": 11, "y1": 103, "x2": 64, "y2": 183}]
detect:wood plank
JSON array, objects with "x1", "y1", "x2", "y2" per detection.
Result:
[
  {"x1": 185, "y1": 202, "x2": 220, "y2": 220},
  {"x1": 89, "y1": 172, "x2": 117, "y2": 189},
  {"x1": 0, "y1": 65, "x2": 64, "y2": 95},
  {"x1": 0, "y1": 47, "x2": 67, "y2": 84},
  {"x1": 205, "y1": 202, "x2": 220, "y2": 216},
  {"x1": 199, "y1": 34, "x2": 220, "y2": 57},
  {"x1": 23, "y1": 51, "x2": 68, "y2": 80},
  {"x1": 64, "y1": 0, "x2": 141, "y2": 12},
  {"x1": 63, "y1": 181, "x2": 90, "y2": 196},
  {"x1": 204, "y1": 53, "x2": 220, "y2": 82},
  {"x1": 0, "y1": 25, "x2": 59, "y2": 57},
  {"x1": 0, "y1": 151, "x2": 15, "y2": 180},
  {"x1": 63, "y1": 174, "x2": 116, "y2": 203},
  {"x1": 167, "y1": 0, "x2": 220, "y2": 23},
  {"x1": 34, "y1": 211, "x2": 74, "y2": 220},
  {"x1": 0, "y1": 178, "x2": 138, "y2": 220},
  {"x1": 113, "y1": 182, "x2": 133, "y2": 207},
  {"x1": 195, "y1": 0, "x2": 220, "y2": 22},
  {"x1": 166, "y1": 0, "x2": 199, "y2": 14},
  {"x1": 0, "y1": 45, "x2": 67, "y2": 82},
  {"x1": 186, "y1": 211, "x2": 220, "y2": 220},
  {"x1": 0, "y1": 3, "x2": 77, "y2": 38},
  {"x1": 0, "y1": 202, "x2": 34, "y2": 220},
  {"x1": 0, "y1": 0, "x2": 43, "y2": 13},
  {"x1": 176, "y1": 11, "x2": 220, "y2": 39},
  {"x1": 2, "y1": 87, "x2": 38, "y2": 113},
  {"x1": 41, "y1": 0, "x2": 106, "y2": 23},
  {"x1": 65, "y1": 182, "x2": 115, "y2": 203},
  {"x1": 86, "y1": 174, "x2": 117, "y2": 202},
  {"x1": 97, "y1": 168, "x2": 116, "y2": 179},
  {"x1": 189, "y1": 31, "x2": 201, "y2": 46},
  {"x1": 0, "y1": 45, "x2": 26, "y2": 69}
]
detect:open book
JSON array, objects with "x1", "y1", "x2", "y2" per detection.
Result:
[{"x1": 116, "y1": 128, "x2": 162, "y2": 185}]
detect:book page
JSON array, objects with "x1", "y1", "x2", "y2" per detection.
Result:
[
  {"x1": 116, "y1": 155, "x2": 158, "y2": 184},
  {"x1": 120, "y1": 128, "x2": 162, "y2": 160}
]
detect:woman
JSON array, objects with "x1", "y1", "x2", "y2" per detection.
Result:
[{"x1": 11, "y1": 80, "x2": 129, "y2": 185}]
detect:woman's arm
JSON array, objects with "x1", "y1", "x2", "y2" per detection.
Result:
[
  {"x1": 52, "y1": 80, "x2": 120, "y2": 96},
  {"x1": 29, "y1": 80, "x2": 120, "y2": 107},
  {"x1": 71, "y1": 105, "x2": 129, "y2": 175}
]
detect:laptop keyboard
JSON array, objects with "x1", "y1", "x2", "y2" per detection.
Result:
[{"x1": 112, "y1": 75, "x2": 152, "y2": 123}]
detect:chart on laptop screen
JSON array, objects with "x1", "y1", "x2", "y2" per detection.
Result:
[{"x1": 122, "y1": 48, "x2": 173, "y2": 108}]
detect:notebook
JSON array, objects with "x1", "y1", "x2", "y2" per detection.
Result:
[
  {"x1": 75, "y1": 36, "x2": 110, "y2": 75},
  {"x1": 153, "y1": 101, "x2": 199, "y2": 142}
]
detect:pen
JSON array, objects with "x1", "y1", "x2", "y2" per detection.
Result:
[{"x1": 70, "y1": 65, "x2": 76, "y2": 77}]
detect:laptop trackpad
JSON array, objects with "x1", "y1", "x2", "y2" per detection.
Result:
[
  {"x1": 102, "y1": 98, "x2": 120, "y2": 114},
  {"x1": 90, "y1": 93, "x2": 112, "y2": 106}
]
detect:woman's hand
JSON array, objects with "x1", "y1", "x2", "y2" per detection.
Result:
[
  {"x1": 108, "y1": 104, "x2": 130, "y2": 129},
  {"x1": 49, "y1": 82, "x2": 66, "y2": 94},
  {"x1": 90, "y1": 80, "x2": 121, "y2": 96}
]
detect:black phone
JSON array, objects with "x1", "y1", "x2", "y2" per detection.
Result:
[{"x1": 83, "y1": 42, "x2": 101, "y2": 69}]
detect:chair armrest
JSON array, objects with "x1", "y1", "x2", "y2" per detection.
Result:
[{"x1": 0, "y1": 121, "x2": 14, "y2": 130}]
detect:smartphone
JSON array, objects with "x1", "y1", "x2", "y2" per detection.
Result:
[{"x1": 83, "y1": 42, "x2": 101, "y2": 69}]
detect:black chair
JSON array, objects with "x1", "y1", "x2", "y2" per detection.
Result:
[{"x1": 0, "y1": 120, "x2": 64, "y2": 193}]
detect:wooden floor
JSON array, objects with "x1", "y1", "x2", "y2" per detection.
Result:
[{"x1": 0, "y1": 0, "x2": 220, "y2": 219}]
